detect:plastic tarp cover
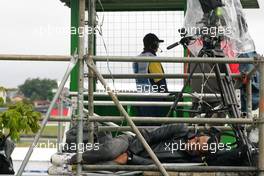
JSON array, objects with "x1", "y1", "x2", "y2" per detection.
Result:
[{"x1": 183, "y1": 0, "x2": 255, "y2": 57}]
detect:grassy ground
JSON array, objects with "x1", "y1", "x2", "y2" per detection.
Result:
[{"x1": 16, "y1": 125, "x2": 64, "y2": 147}]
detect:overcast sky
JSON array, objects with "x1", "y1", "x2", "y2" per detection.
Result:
[{"x1": 0, "y1": 0, "x2": 263, "y2": 88}]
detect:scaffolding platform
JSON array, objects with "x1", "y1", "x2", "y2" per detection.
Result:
[{"x1": 2, "y1": 0, "x2": 263, "y2": 176}]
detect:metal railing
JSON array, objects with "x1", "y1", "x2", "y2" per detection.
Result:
[
  {"x1": 92, "y1": 55, "x2": 261, "y2": 63},
  {"x1": 0, "y1": 54, "x2": 71, "y2": 61},
  {"x1": 2, "y1": 0, "x2": 262, "y2": 175},
  {"x1": 16, "y1": 54, "x2": 78, "y2": 176},
  {"x1": 6, "y1": 51, "x2": 263, "y2": 176},
  {"x1": 6, "y1": 35, "x2": 263, "y2": 176},
  {"x1": 85, "y1": 54, "x2": 264, "y2": 176}
]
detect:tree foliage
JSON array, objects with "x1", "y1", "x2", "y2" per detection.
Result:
[
  {"x1": 0, "y1": 97, "x2": 4, "y2": 107},
  {"x1": 0, "y1": 102, "x2": 41, "y2": 141},
  {"x1": 19, "y1": 78, "x2": 58, "y2": 101},
  {"x1": 0, "y1": 87, "x2": 6, "y2": 107}
]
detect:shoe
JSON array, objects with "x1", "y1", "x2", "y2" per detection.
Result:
[{"x1": 51, "y1": 153, "x2": 75, "y2": 166}]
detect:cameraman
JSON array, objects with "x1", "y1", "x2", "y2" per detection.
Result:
[
  {"x1": 133, "y1": 33, "x2": 168, "y2": 93},
  {"x1": 132, "y1": 33, "x2": 168, "y2": 117}
]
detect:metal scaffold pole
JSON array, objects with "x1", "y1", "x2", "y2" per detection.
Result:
[
  {"x1": 87, "y1": 62, "x2": 170, "y2": 176},
  {"x1": 16, "y1": 56, "x2": 78, "y2": 176},
  {"x1": 41, "y1": 116, "x2": 255, "y2": 124},
  {"x1": 57, "y1": 94, "x2": 64, "y2": 152},
  {"x1": 92, "y1": 56, "x2": 257, "y2": 64},
  {"x1": 247, "y1": 79, "x2": 253, "y2": 118},
  {"x1": 2, "y1": 0, "x2": 262, "y2": 175},
  {"x1": 100, "y1": 73, "x2": 241, "y2": 79},
  {"x1": 81, "y1": 165, "x2": 257, "y2": 172},
  {"x1": 76, "y1": 0, "x2": 86, "y2": 175},
  {"x1": 258, "y1": 59, "x2": 264, "y2": 176},
  {"x1": 87, "y1": 116, "x2": 254, "y2": 124},
  {"x1": 87, "y1": 0, "x2": 96, "y2": 144},
  {"x1": 0, "y1": 54, "x2": 71, "y2": 61}
]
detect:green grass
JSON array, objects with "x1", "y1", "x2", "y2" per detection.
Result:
[
  {"x1": 21, "y1": 125, "x2": 61, "y2": 136},
  {"x1": 16, "y1": 125, "x2": 64, "y2": 147}
]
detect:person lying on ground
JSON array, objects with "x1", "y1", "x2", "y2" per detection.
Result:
[{"x1": 68, "y1": 124, "x2": 251, "y2": 166}]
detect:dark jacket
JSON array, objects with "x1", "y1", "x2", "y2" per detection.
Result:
[
  {"x1": 80, "y1": 124, "x2": 201, "y2": 165},
  {"x1": 133, "y1": 49, "x2": 168, "y2": 93},
  {"x1": 128, "y1": 124, "x2": 202, "y2": 164}
]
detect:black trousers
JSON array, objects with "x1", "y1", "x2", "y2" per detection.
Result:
[
  {"x1": 81, "y1": 124, "x2": 190, "y2": 164},
  {"x1": 82, "y1": 135, "x2": 132, "y2": 164}
]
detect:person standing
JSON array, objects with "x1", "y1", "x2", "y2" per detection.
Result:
[
  {"x1": 133, "y1": 33, "x2": 168, "y2": 117},
  {"x1": 133, "y1": 33, "x2": 168, "y2": 93}
]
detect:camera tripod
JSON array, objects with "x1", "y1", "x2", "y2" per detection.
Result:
[{"x1": 166, "y1": 28, "x2": 254, "y2": 165}]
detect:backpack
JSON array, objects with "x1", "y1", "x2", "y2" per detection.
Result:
[{"x1": 0, "y1": 138, "x2": 15, "y2": 174}]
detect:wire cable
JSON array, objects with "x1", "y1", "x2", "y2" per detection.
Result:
[
  {"x1": 96, "y1": 0, "x2": 123, "y2": 136},
  {"x1": 96, "y1": 0, "x2": 116, "y2": 91}
]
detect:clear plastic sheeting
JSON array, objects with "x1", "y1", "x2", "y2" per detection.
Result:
[{"x1": 183, "y1": 0, "x2": 255, "y2": 57}]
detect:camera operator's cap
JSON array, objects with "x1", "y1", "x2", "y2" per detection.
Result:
[{"x1": 143, "y1": 33, "x2": 164, "y2": 46}]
